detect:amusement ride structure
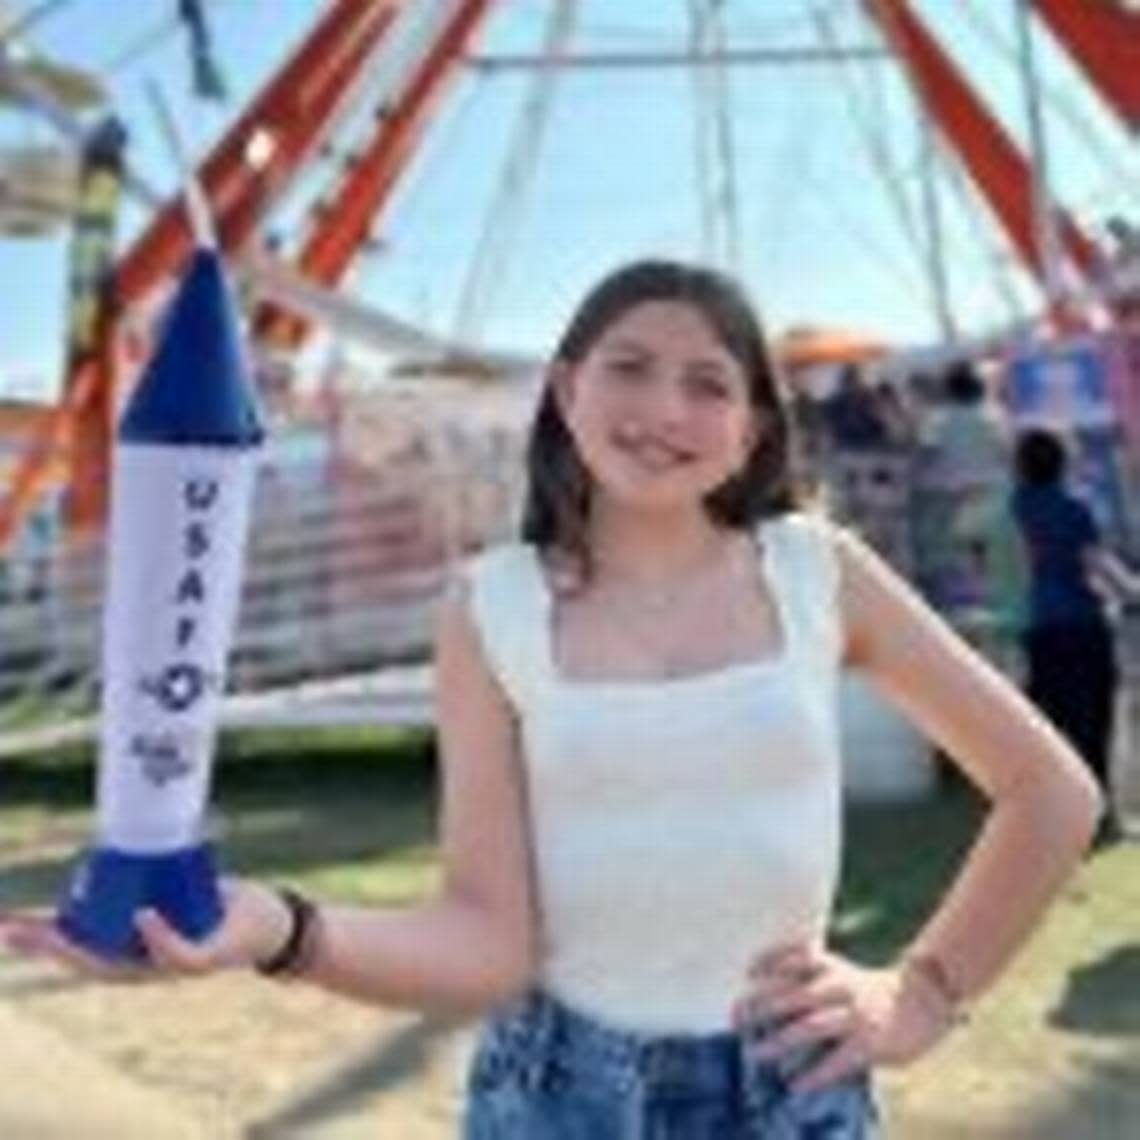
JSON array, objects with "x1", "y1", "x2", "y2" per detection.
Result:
[{"x1": 0, "y1": 0, "x2": 1137, "y2": 746}]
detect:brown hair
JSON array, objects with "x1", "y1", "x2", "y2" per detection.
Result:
[{"x1": 520, "y1": 259, "x2": 801, "y2": 579}]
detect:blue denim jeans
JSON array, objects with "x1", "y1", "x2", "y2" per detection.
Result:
[{"x1": 463, "y1": 989, "x2": 882, "y2": 1138}]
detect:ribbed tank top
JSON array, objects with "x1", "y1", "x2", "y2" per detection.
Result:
[{"x1": 465, "y1": 510, "x2": 845, "y2": 1034}]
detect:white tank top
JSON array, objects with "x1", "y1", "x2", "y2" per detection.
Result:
[{"x1": 465, "y1": 510, "x2": 845, "y2": 1034}]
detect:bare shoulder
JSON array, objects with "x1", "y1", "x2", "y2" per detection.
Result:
[
  {"x1": 799, "y1": 514, "x2": 930, "y2": 666},
  {"x1": 432, "y1": 563, "x2": 536, "y2": 936},
  {"x1": 433, "y1": 562, "x2": 511, "y2": 709}
]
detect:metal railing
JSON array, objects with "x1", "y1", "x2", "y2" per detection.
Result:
[{"x1": 0, "y1": 456, "x2": 524, "y2": 751}]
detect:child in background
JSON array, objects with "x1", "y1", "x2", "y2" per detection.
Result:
[{"x1": 1012, "y1": 428, "x2": 1140, "y2": 846}]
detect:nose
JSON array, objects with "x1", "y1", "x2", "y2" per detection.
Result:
[{"x1": 644, "y1": 374, "x2": 689, "y2": 427}]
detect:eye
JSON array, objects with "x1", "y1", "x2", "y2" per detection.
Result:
[
  {"x1": 607, "y1": 356, "x2": 648, "y2": 380},
  {"x1": 687, "y1": 372, "x2": 732, "y2": 400}
]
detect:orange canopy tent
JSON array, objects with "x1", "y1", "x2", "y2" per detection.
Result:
[{"x1": 773, "y1": 326, "x2": 890, "y2": 370}]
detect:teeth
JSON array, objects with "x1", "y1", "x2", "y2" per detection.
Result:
[{"x1": 619, "y1": 438, "x2": 690, "y2": 468}]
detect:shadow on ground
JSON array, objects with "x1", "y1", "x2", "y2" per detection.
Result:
[
  {"x1": 893, "y1": 1055, "x2": 1140, "y2": 1139},
  {"x1": 245, "y1": 1013, "x2": 468, "y2": 1139},
  {"x1": 1048, "y1": 944, "x2": 1140, "y2": 1038}
]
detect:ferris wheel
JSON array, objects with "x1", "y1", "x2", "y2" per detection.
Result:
[{"x1": 0, "y1": 0, "x2": 1136, "y2": 546}]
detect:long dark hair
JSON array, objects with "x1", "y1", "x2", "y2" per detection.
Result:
[{"x1": 520, "y1": 259, "x2": 800, "y2": 576}]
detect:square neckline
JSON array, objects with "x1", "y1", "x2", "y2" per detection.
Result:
[{"x1": 527, "y1": 517, "x2": 792, "y2": 691}]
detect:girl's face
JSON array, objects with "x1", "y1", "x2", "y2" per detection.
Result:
[{"x1": 554, "y1": 301, "x2": 761, "y2": 512}]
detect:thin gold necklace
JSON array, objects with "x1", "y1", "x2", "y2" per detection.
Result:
[
  {"x1": 592, "y1": 537, "x2": 734, "y2": 616},
  {"x1": 546, "y1": 537, "x2": 761, "y2": 680},
  {"x1": 592, "y1": 544, "x2": 742, "y2": 679}
]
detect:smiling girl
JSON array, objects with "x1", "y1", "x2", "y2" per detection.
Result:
[{"x1": 2, "y1": 261, "x2": 1100, "y2": 1138}]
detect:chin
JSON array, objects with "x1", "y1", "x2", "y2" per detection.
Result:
[{"x1": 595, "y1": 474, "x2": 721, "y2": 513}]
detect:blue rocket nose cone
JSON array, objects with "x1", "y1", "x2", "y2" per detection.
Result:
[{"x1": 119, "y1": 248, "x2": 266, "y2": 446}]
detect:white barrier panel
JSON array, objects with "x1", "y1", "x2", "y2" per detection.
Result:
[{"x1": 840, "y1": 670, "x2": 936, "y2": 801}]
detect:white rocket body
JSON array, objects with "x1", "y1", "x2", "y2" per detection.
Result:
[
  {"x1": 97, "y1": 445, "x2": 257, "y2": 851},
  {"x1": 57, "y1": 247, "x2": 264, "y2": 960}
]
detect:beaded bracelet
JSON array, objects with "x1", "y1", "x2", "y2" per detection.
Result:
[
  {"x1": 902, "y1": 951, "x2": 970, "y2": 1027},
  {"x1": 255, "y1": 887, "x2": 322, "y2": 979}
]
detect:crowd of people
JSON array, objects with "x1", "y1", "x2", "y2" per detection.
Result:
[{"x1": 798, "y1": 355, "x2": 1138, "y2": 845}]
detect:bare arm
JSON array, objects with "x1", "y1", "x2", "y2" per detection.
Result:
[
  {"x1": 3, "y1": 576, "x2": 540, "y2": 1013},
  {"x1": 251, "y1": 581, "x2": 539, "y2": 1014},
  {"x1": 1085, "y1": 545, "x2": 1140, "y2": 603},
  {"x1": 835, "y1": 524, "x2": 1102, "y2": 1003},
  {"x1": 729, "y1": 522, "x2": 1102, "y2": 1090}
]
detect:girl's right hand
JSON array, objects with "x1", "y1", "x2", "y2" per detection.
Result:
[{"x1": 0, "y1": 878, "x2": 291, "y2": 981}]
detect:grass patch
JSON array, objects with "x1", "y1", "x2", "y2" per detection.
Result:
[
  {"x1": 3, "y1": 729, "x2": 1136, "y2": 1136},
  {"x1": 834, "y1": 776, "x2": 986, "y2": 962},
  {"x1": 2, "y1": 730, "x2": 1135, "y2": 1023},
  {"x1": 0, "y1": 727, "x2": 441, "y2": 909}
]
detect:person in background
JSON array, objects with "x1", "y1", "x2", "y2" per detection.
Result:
[
  {"x1": 1012, "y1": 428, "x2": 1140, "y2": 845},
  {"x1": 821, "y1": 363, "x2": 891, "y2": 453},
  {"x1": 924, "y1": 362, "x2": 1009, "y2": 472},
  {"x1": 917, "y1": 361, "x2": 1013, "y2": 608},
  {"x1": 871, "y1": 380, "x2": 916, "y2": 453},
  {"x1": 927, "y1": 362, "x2": 1010, "y2": 539},
  {"x1": 819, "y1": 366, "x2": 900, "y2": 563}
]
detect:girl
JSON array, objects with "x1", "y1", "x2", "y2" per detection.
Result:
[{"x1": 2, "y1": 261, "x2": 1101, "y2": 1138}]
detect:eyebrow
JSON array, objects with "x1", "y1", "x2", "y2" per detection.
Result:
[
  {"x1": 604, "y1": 339, "x2": 732, "y2": 371},
  {"x1": 604, "y1": 339, "x2": 651, "y2": 356}
]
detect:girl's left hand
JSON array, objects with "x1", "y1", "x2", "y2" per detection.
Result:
[{"x1": 730, "y1": 940, "x2": 959, "y2": 1094}]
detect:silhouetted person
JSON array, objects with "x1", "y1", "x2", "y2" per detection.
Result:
[
  {"x1": 1012, "y1": 429, "x2": 1140, "y2": 844},
  {"x1": 821, "y1": 363, "x2": 890, "y2": 452}
]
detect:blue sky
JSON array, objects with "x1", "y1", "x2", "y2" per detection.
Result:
[{"x1": 1, "y1": 0, "x2": 1137, "y2": 401}]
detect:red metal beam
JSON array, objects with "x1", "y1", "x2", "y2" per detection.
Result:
[
  {"x1": 1, "y1": 2, "x2": 407, "y2": 547},
  {"x1": 115, "y1": 0, "x2": 402, "y2": 307},
  {"x1": 62, "y1": 2, "x2": 403, "y2": 535},
  {"x1": 70, "y1": 1, "x2": 403, "y2": 536},
  {"x1": 0, "y1": 362, "x2": 96, "y2": 548},
  {"x1": 212, "y1": 2, "x2": 403, "y2": 264},
  {"x1": 863, "y1": 0, "x2": 1101, "y2": 290},
  {"x1": 256, "y1": 0, "x2": 497, "y2": 348},
  {"x1": 1032, "y1": 0, "x2": 1140, "y2": 132}
]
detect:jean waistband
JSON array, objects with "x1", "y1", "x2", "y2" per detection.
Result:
[{"x1": 478, "y1": 988, "x2": 797, "y2": 1099}]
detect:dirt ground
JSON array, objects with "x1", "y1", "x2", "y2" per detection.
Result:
[
  {"x1": 0, "y1": 950, "x2": 470, "y2": 1138},
  {"x1": 2, "y1": 862, "x2": 1138, "y2": 1140}
]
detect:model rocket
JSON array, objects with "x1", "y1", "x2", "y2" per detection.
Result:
[{"x1": 57, "y1": 247, "x2": 264, "y2": 961}]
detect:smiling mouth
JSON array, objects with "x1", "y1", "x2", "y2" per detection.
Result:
[{"x1": 612, "y1": 434, "x2": 697, "y2": 470}]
